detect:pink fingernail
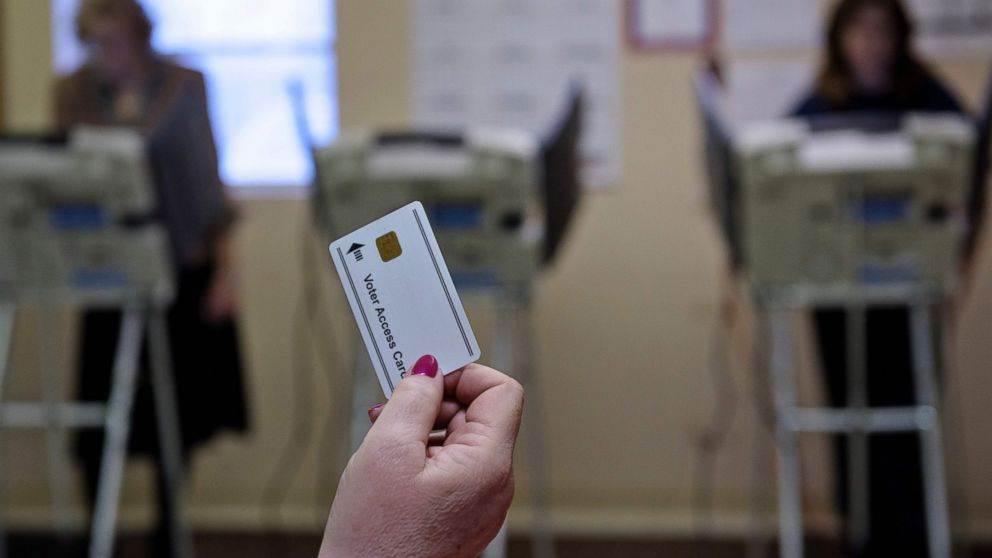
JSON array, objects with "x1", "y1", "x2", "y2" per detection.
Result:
[
  {"x1": 367, "y1": 403, "x2": 384, "y2": 420},
  {"x1": 411, "y1": 355, "x2": 438, "y2": 378}
]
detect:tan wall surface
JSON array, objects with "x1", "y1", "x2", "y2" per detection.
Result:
[
  {"x1": 1, "y1": 0, "x2": 6, "y2": 124},
  {"x1": 2, "y1": 0, "x2": 992, "y2": 540},
  {"x1": 1, "y1": 0, "x2": 53, "y2": 132}
]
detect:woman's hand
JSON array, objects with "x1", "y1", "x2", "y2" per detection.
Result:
[
  {"x1": 203, "y1": 266, "x2": 238, "y2": 324},
  {"x1": 319, "y1": 356, "x2": 524, "y2": 558},
  {"x1": 202, "y1": 229, "x2": 239, "y2": 324}
]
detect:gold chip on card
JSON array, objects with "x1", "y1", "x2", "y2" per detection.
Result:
[{"x1": 376, "y1": 231, "x2": 402, "y2": 262}]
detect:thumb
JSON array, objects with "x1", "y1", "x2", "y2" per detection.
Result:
[{"x1": 364, "y1": 355, "x2": 443, "y2": 450}]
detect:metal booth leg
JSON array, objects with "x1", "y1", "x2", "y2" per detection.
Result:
[
  {"x1": 482, "y1": 296, "x2": 513, "y2": 558},
  {"x1": 909, "y1": 304, "x2": 950, "y2": 558},
  {"x1": 147, "y1": 308, "x2": 193, "y2": 558},
  {"x1": 0, "y1": 304, "x2": 13, "y2": 405},
  {"x1": 496, "y1": 293, "x2": 555, "y2": 558},
  {"x1": 516, "y1": 301, "x2": 556, "y2": 558},
  {"x1": 0, "y1": 303, "x2": 15, "y2": 558},
  {"x1": 769, "y1": 308, "x2": 803, "y2": 558},
  {"x1": 89, "y1": 307, "x2": 144, "y2": 558},
  {"x1": 36, "y1": 306, "x2": 73, "y2": 536},
  {"x1": 747, "y1": 316, "x2": 772, "y2": 558}
]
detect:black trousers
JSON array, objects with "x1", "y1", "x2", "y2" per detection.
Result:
[
  {"x1": 74, "y1": 264, "x2": 248, "y2": 555},
  {"x1": 813, "y1": 306, "x2": 931, "y2": 558}
]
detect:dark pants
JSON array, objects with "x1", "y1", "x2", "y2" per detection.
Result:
[
  {"x1": 75, "y1": 265, "x2": 248, "y2": 556},
  {"x1": 813, "y1": 306, "x2": 930, "y2": 558}
]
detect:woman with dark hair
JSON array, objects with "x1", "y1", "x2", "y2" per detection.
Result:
[
  {"x1": 794, "y1": 0, "x2": 962, "y2": 116},
  {"x1": 55, "y1": 0, "x2": 249, "y2": 555},
  {"x1": 792, "y1": 1, "x2": 965, "y2": 557}
]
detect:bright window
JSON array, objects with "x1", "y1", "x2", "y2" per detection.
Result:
[{"x1": 52, "y1": 0, "x2": 338, "y2": 187}]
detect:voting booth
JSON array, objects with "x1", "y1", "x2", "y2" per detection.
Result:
[
  {"x1": 737, "y1": 115, "x2": 973, "y2": 300},
  {"x1": 311, "y1": 91, "x2": 582, "y2": 558},
  {"x1": 0, "y1": 129, "x2": 189, "y2": 558},
  {"x1": 0, "y1": 130, "x2": 171, "y2": 303},
  {"x1": 314, "y1": 90, "x2": 583, "y2": 297},
  {"x1": 696, "y1": 70, "x2": 983, "y2": 558}
]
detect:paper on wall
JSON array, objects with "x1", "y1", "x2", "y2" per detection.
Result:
[
  {"x1": 412, "y1": 0, "x2": 621, "y2": 188},
  {"x1": 632, "y1": 0, "x2": 711, "y2": 45},
  {"x1": 906, "y1": 0, "x2": 992, "y2": 54},
  {"x1": 722, "y1": 0, "x2": 822, "y2": 50}
]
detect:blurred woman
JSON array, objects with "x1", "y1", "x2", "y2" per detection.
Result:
[
  {"x1": 55, "y1": 0, "x2": 248, "y2": 553},
  {"x1": 792, "y1": 1, "x2": 965, "y2": 556},
  {"x1": 794, "y1": 0, "x2": 961, "y2": 116}
]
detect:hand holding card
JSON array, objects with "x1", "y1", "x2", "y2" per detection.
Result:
[{"x1": 319, "y1": 360, "x2": 524, "y2": 558}]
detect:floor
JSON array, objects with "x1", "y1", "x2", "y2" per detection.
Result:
[{"x1": 4, "y1": 531, "x2": 988, "y2": 557}]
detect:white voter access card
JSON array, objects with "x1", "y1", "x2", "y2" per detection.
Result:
[{"x1": 329, "y1": 201, "x2": 480, "y2": 398}]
